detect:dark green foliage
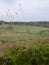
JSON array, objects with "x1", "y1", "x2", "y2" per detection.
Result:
[{"x1": 0, "y1": 43, "x2": 49, "y2": 65}]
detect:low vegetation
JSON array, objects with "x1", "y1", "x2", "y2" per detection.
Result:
[
  {"x1": 0, "y1": 24, "x2": 49, "y2": 65},
  {"x1": 0, "y1": 24, "x2": 49, "y2": 40},
  {"x1": 0, "y1": 42, "x2": 49, "y2": 65}
]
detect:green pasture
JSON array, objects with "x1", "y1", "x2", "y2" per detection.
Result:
[
  {"x1": 0, "y1": 24, "x2": 49, "y2": 40},
  {"x1": 15, "y1": 25, "x2": 49, "y2": 32},
  {"x1": 0, "y1": 24, "x2": 49, "y2": 32},
  {"x1": 0, "y1": 34, "x2": 45, "y2": 40}
]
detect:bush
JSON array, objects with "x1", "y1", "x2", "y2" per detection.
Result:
[{"x1": 0, "y1": 43, "x2": 49, "y2": 65}]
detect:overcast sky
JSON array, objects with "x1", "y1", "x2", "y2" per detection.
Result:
[{"x1": 0, "y1": 0, "x2": 49, "y2": 22}]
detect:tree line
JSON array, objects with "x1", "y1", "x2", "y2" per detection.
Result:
[{"x1": 0, "y1": 21, "x2": 49, "y2": 27}]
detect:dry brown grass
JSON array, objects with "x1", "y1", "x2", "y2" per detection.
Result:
[{"x1": 0, "y1": 37, "x2": 49, "y2": 57}]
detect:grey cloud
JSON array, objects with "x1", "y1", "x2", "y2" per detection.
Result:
[{"x1": 0, "y1": 0, "x2": 49, "y2": 21}]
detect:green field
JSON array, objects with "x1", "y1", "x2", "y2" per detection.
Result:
[
  {"x1": 0, "y1": 24, "x2": 49, "y2": 40},
  {"x1": 0, "y1": 24, "x2": 49, "y2": 32}
]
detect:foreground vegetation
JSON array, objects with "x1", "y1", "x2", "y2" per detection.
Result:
[{"x1": 0, "y1": 42, "x2": 49, "y2": 65}]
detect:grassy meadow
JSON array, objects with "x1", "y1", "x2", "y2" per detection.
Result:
[{"x1": 0, "y1": 24, "x2": 49, "y2": 40}]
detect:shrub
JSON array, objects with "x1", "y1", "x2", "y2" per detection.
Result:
[{"x1": 0, "y1": 43, "x2": 49, "y2": 65}]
